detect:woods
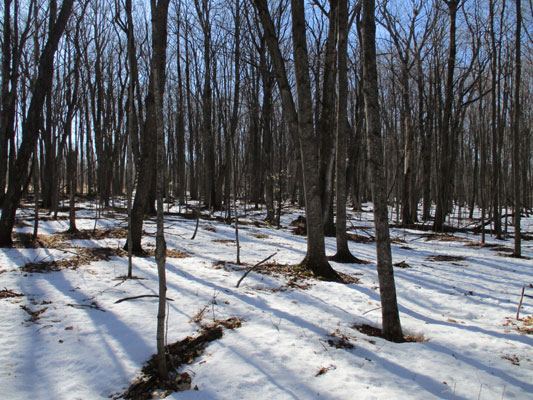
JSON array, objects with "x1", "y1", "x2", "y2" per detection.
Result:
[{"x1": 0, "y1": 0, "x2": 532, "y2": 389}]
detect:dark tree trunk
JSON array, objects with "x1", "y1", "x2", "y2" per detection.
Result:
[
  {"x1": 0, "y1": 0, "x2": 74, "y2": 246},
  {"x1": 331, "y1": 0, "x2": 356, "y2": 262},
  {"x1": 433, "y1": 0, "x2": 459, "y2": 232},
  {"x1": 360, "y1": 0, "x2": 403, "y2": 341},
  {"x1": 126, "y1": 0, "x2": 170, "y2": 253},
  {"x1": 253, "y1": 0, "x2": 340, "y2": 281},
  {"x1": 512, "y1": 0, "x2": 521, "y2": 256}
]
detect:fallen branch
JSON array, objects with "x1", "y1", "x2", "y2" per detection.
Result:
[
  {"x1": 516, "y1": 284, "x2": 532, "y2": 319},
  {"x1": 114, "y1": 294, "x2": 175, "y2": 304},
  {"x1": 236, "y1": 252, "x2": 277, "y2": 288},
  {"x1": 190, "y1": 207, "x2": 200, "y2": 240},
  {"x1": 67, "y1": 302, "x2": 105, "y2": 312}
]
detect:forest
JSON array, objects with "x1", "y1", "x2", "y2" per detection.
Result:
[{"x1": 1, "y1": 0, "x2": 532, "y2": 399}]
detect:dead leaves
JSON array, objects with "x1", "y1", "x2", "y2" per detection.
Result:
[
  {"x1": 353, "y1": 324, "x2": 428, "y2": 343},
  {"x1": 22, "y1": 247, "x2": 126, "y2": 273},
  {"x1": 503, "y1": 316, "x2": 533, "y2": 335},
  {"x1": 20, "y1": 304, "x2": 48, "y2": 322},
  {"x1": 315, "y1": 364, "x2": 336, "y2": 377},
  {"x1": 326, "y1": 329, "x2": 355, "y2": 349},
  {"x1": 122, "y1": 317, "x2": 242, "y2": 400},
  {"x1": 0, "y1": 288, "x2": 24, "y2": 299},
  {"x1": 425, "y1": 255, "x2": 466, "y2": 262}
]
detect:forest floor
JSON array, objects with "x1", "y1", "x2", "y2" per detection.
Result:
[{"x1": 1, "y1": 200, "x2": 532, "y2": 399}]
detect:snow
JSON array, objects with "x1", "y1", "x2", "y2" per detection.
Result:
[{"x1": 1, "y1": 202, "x2": 532, "y2": 399}]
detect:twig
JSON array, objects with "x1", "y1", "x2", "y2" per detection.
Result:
[
  {"x1": 191, "y1": 207, "x2": 200, "y2": 240},
  {"x1": 516, "y1": 285, "x2": 526, "y2": 319},
  {"x1": 235, "y1": 252, "x2": 277, "y2": 288},
  {"x1": 363, "y1": 306, "x2": 382, "y2": 315},
  {"x1": 114, "y1": 294, "x2": 175, "y2": 304},
  {"x1": 67, "y1": 302, "x2": 106, "y2": 312}
]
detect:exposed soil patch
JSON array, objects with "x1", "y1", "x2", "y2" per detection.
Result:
[
  {"x1": 211, "y1": 239, "x2": 235, "y2": 245},
  {"x1": 465, "y1": 241, "x2": 499, "y2": 248},
  {"x1": 251, "y1": 233, "x2": 269, "y2": 239},
  {"x1": 393, "y1": 261, "x2": 412, "y2": 269},
  {"x1": 22, "y1": 247, "x2": 125, "y2": 273},
  {"x1": 13, "y1": 228, "x2": 128, "y2": 249},
  {"x1": 144, "y1": 248, "x2": 190, "y2": 259},
  {"x1": 20, "y1": 304, "x2": 48, "y2": 322},
  {"x1": 0, "y1": 288, "x2": 24, "y2": 299},
  {"x1": 121, "y1": 317, "x2": 242, "y2": 400},
  {"x1": 490, "y1": 245, "x2": 514, "y2": 253},
  {"x1": 503, "y1": 316, "x2": 533, "y2": 335},
  {"x1": 290, "y1": 216, "x2": 307, "y2": 236},
  {"x1": 347, "y1": 232, "x2": 374, "y2": 243},
  {"x1": 502, "y1": 354, "x2": 520, "y2": 366},
  {"x1": 425, "y1": 255, "x2": 466, "y2": 262},
  {"x1": 353, "y1": 324, "x2": 428, "y2": 343},
  {"x1": 326, "y1": 329, "x2": 355, "y2": 349},
  {"x1": 224, "y1": 261, "x2": 360, "y2": 287}
]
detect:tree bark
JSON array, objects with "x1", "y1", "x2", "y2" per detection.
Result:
[
  {"x1": 331, "y1": 0, "x2": 356, "y2": 262},
  {"x1": 433, "y1": 0, "x2": 459, "y2": 232},
  {"x1": 150, "y1": 0, "x2": 171, "y2": 381},
  {"x1": 126, "y1": 0, "x2": 170, "y2": 253},
  {"x1": 253, "y1": 0, "x2": 340, "y2": 281},
  {"x1": 513, "y1": 0, "x2": 521, "y2": 256},
  {"x1": 0, "y1": 0, "x2": 74, "y2": 246},
  {"x1": 360, "y1": 0, "x2": 403, "y2": 341}
]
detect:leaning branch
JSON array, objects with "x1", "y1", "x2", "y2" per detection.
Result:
[
  {"x1": 114, "y1": 294, "x2": 175, "y2": 304},
  {"x1": 235, "y1": 252, "x2": 277, "y2": 288}
]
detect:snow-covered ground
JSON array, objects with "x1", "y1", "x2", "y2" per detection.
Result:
[{"x1": 1, "y1": 202, "x2": 532, "y2": 399}]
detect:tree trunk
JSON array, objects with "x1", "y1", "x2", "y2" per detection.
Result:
[
  {"x1": 150, "y1": 0, "x2": 171, "y2": 381},
  {"x1": 126, "y1": 0, "x2": 170, "y2": 253},
  {"x1": 360, "y1": 0, "x2": 403, "y2": 341},
  {"x1": 0, "y1": 0, "x2": 74, "y2": 246},
  {"x1": 253, "y1": 0, "x2": 340, "y2": 281},
  {"x1": 331, "y1": 0, "x2": 356, "y2": 262},
  {"x1": 512, "y1": 0, "x2": 521, "y2": 256},
  {"x1": 433, "y1": 0, "x2": 459, "y2": 232}
]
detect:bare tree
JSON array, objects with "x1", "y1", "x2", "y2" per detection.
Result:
[
  {"x1": 0, "y1": 0, "x2": 74, "y2": 246},
  {"x1": 253, "y1": 0, "x2": 340, "y2": 280},
  {"x1": 513, "y1": 0, "x2": 521, "y2": 256},
  {"x1": 359, "y1": 0, "x2": 403, "y2": 341}
]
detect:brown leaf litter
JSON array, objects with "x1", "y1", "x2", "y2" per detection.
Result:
[
  {"x1": 425, "y1": 255, "x2": 466, "y2": 262},
  {"x1": 353, "y1": 324, "x2": 428, "y2": 343},
  {"x1": 214, "y1": 260, "x2": 360, "y2": 289},
  {"x1": 0, "y1": 288, "x2": 24, "y2": 299},
  {"x1": 121, "y1": 317, "x2": 242, "y2": 400}
]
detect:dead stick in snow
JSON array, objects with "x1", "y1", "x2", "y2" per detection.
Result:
[
  {"x1": 516, "y1": 285, "x2": 526, "y2": 319},
  {"x1": 191, "y1": 207, "x2": 200, "y2": 240},
  {"x1": 236, "y1": 252, "x2": 277, "y2": 288},
  {"x1": 114, "y1": 294, "x2": 175, "y2": 304}
]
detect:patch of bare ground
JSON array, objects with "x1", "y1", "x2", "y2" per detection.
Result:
[
  {"x1": 496, "y1": 252, "x2": 531, "y2": 259},
  {"x1": 464, "y1": 241, "x2": 498, "y2": 248},
  {"x1": 502, "y1": 354, "x2": 521, "y2": 365},
  {"x1": 215, "y1": 261, "x2": 360, "y2": 289},
  {"x1": 211, "y1": 239, "x2": 235, "y2": 245},
  {"x1": 347, "y1": 232, "x2": 374, "y2": 243},
  {"x1": 12, "y1": 228, "x2": 128, "y2": 249},
  {"x1": 144, "y1": 248, "x2": 190, "y2": 259},
  {"x1": 353, "y1": 324, "x2": 428, "y2": 343},
  {"x1": 393, "y1": 261, "x2": 411, "y2": 269},
  {"x1": 120, "y1": 318, "x2": 242, "y2": 400},
  {"x1": 504, "y1": 316, "x2": 533, "y2": 335},
  {"x1": 325, "y1": 329, "x2": 355, "y2": 349},
  {"x1": 422, "y1": 233, "x2": 471, "y2": 242},
  {"x1": 20, "y1": 304, "x2": 48, "y2": 322},
  {"x1": 22, "y1": 247, "x2": 126, "y2": 273},
  {"x1": 425, "y1": 254, "x2": 466, "y2": 262},
  {"x1": 0, "y1": 288, "x2": 24, "y2": 299}
]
